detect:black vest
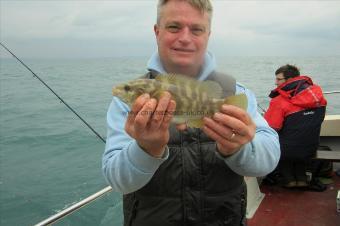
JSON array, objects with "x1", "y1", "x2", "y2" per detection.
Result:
[{"x1": 123, "y1": 71, "x2": 247, "y2": 226}]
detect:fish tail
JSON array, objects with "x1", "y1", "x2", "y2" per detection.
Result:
[{"x1": 223, "y1": 94, "x2": 248, "y2": 111}]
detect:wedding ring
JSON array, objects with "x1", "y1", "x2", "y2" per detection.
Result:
[{"x1": 229, "y1": 132, "x2": 236, "y2": 140}]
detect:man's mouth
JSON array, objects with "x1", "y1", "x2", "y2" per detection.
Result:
[{"x1": 172, "y1": 48, "x2": 195, "y2": 53}]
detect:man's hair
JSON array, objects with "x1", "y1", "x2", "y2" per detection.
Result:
[
  {"x1": 275, "y1": 64, "x2": 300, "y2": 79},
  {"x1": 156, "y1": 0, "x2": 213, "y2": 25}
]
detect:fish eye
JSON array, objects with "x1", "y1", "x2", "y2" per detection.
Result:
[{"x1": 124, "y1": 85, "x2": 131, "y2": 92}]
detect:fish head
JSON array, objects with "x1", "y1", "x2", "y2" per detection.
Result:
[{"x1": 112, "y1": 79, "x2": 156, "y2": 105}]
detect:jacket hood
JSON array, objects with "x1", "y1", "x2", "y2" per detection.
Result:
[{"x1": 269, "y1": 76, "x2": 327, "y2": 108}]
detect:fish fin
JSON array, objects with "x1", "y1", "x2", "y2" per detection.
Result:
[
  {"x1": 187, "y1": 118, "x2": 204, "y2": 128},
  {"x1": 155, "y1": 74, "x2": 223, "y2": 98},
  {"x1": 201, "y1": 80, "x2": 223, "y2": 98},
  {"x1": 223, "y1": 94, "x2": 248, "y2": 110},
  {"x1": 155, "y1": 73, "x2": 186, "y2": 84}
]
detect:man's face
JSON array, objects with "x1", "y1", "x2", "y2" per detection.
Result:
[
  {"x1": 154, "y1": 0, "x2": 210, "y2": 75},
  {"x1": 275, "y1": 73, "x2": 286, "y2": 87}
]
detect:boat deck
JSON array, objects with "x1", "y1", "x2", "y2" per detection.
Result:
[{"x1": 248, "y1": 174, "x2": 340, "y2": 226}]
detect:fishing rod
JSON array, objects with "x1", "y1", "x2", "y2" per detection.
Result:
[
  {"x1": 0, "y1": 42, "x2": 106, "y2": 143},
  {"x1": 257, "y1": 104, "x2": 266, "y2": 114},
  {"x1": 1, "y1": 42, "x2": 110, "y2": 226},
  {"x1": 324, "y1": 91, "x2": 340, "y2": 95}
]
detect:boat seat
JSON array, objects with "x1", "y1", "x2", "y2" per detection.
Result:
[{"x1": 315, "y1": 150, "x2": 340, "y2": 162}]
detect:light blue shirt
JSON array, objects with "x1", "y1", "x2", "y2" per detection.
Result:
[{"x1": 102, "y1": 52, "x2": 280, "y2": 194}]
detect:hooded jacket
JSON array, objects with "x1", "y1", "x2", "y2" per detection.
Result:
[{"x1": 264, "y1": 76, "x2": 327, "y2": 159}]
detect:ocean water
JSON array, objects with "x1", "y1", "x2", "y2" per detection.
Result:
[{"x1": 0, "y1": 56, "x2": 339, "y2": 226}]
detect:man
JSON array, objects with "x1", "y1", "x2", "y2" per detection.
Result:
[
  {"x1": 264, "y1": 64, "x2": 327, "y2": 188},
  {"x1": 103, "y1": 1, "x2": 280, "y2": 225}
]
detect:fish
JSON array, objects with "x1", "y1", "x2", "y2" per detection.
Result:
[{"x1": 112, "y1": 73, "x2": 247, "y2": 128}]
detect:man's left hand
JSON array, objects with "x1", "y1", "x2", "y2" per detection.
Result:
[{"x1": 202, "y1": 104, "x2": 256, "y2": 157}]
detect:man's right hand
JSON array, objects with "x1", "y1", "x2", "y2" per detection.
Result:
[{"x1": 125, "y1": 92, "x2": 176, "y2": 158}]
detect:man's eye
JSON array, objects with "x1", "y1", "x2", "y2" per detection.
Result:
[
  {"x1": 166, "y1": 25, "x2": 180, "y2": 33},
  {"x1": 191, "y1": 27, "x2": 205, "y2": 36}
]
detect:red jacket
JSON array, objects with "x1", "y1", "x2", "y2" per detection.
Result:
[{"x1": 265, "y1": 76, "x2": 327, "y2": 130}]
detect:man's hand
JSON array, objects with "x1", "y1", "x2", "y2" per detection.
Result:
[
  {"x1": 125, "y1": 92, "x2": 176, "y2": 158},
  {"x1": 202, "y1": 104, "x2": 256, "y2": 157}
]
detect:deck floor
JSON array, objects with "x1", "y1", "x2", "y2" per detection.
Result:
[{"x1": 247, "y1": 175, "x2": 340, "y2": 226}]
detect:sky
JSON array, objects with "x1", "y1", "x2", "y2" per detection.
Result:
[{"x1": 1, "y1": 0, "x2": 340, "y2": 58}]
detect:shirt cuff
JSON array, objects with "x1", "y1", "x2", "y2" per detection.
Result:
[
  {"x1": 215, "y1": 142, "x2": 253, "y2": 166},
  {"x1": 126, "y1": 141, "x2": 169, "y2": 174}
]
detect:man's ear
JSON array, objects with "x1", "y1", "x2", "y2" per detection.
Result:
[{"x1": 154, "y1": 24, "x2": 159, "y2": 36}]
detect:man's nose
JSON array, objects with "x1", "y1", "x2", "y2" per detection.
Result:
[{"x1": 178, "y1": 27, "x2": 191, "y2": 44}]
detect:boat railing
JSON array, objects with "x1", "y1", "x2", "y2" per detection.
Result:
[{"x1": 34, "y1": 186, "x2": 112, "y2": 226}]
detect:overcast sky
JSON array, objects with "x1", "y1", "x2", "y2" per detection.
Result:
[{"x1": 1, "y1": 0, "x2": 340, "y2": 58}]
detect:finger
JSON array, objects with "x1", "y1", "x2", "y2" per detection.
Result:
[
  {"x1": 202, "y1": 125, "x2": 238, "y2": 149},
  {"x1": 203, "y1": 117, "x2": 235, "y2": 141},
  {"x1": 126, "y1": 94, "x2": 150, "y2": 125},
  {"x1": 220, "y1": 104, "x2": 251, "y2": 125},
  {"x1": 150, "y1": 92, "x2": 171, "y2": 129},
  {"x1": 161, "y1": 100, "x2": 176, "y2": 130},
  {"x1": 220, "y1": 105, "x2": 256, "y2": 140},
  {"x1": 134, "y1": 98, "x2": 157, "y2": 131},
  {"x1": 212, "y1": 112, "x2": 248, "y2": 136}
]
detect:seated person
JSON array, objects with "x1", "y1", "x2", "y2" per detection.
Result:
[{"x1": 264, "y1": 64, "x2": 327, "y2": 188}]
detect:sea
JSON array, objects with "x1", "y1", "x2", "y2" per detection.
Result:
[{"x1": 1, "y1": 56, "x2": 339, "y2": 226}]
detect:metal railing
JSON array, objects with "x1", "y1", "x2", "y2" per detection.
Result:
[
  {"x1": 324, "y1": 91, "x2": 340, "y2": 95},
  {"x1": 34, "y1": 186, "x2": 112, "y2": 226}
]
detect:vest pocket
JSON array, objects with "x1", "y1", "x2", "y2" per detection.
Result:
[{"x1": 203, "y1": 192, "x2": 243, "y2": 225}]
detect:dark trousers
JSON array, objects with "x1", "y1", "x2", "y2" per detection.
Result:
[{"x1": 278, "y1": 160, "x2": 307, "y2": 183}]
